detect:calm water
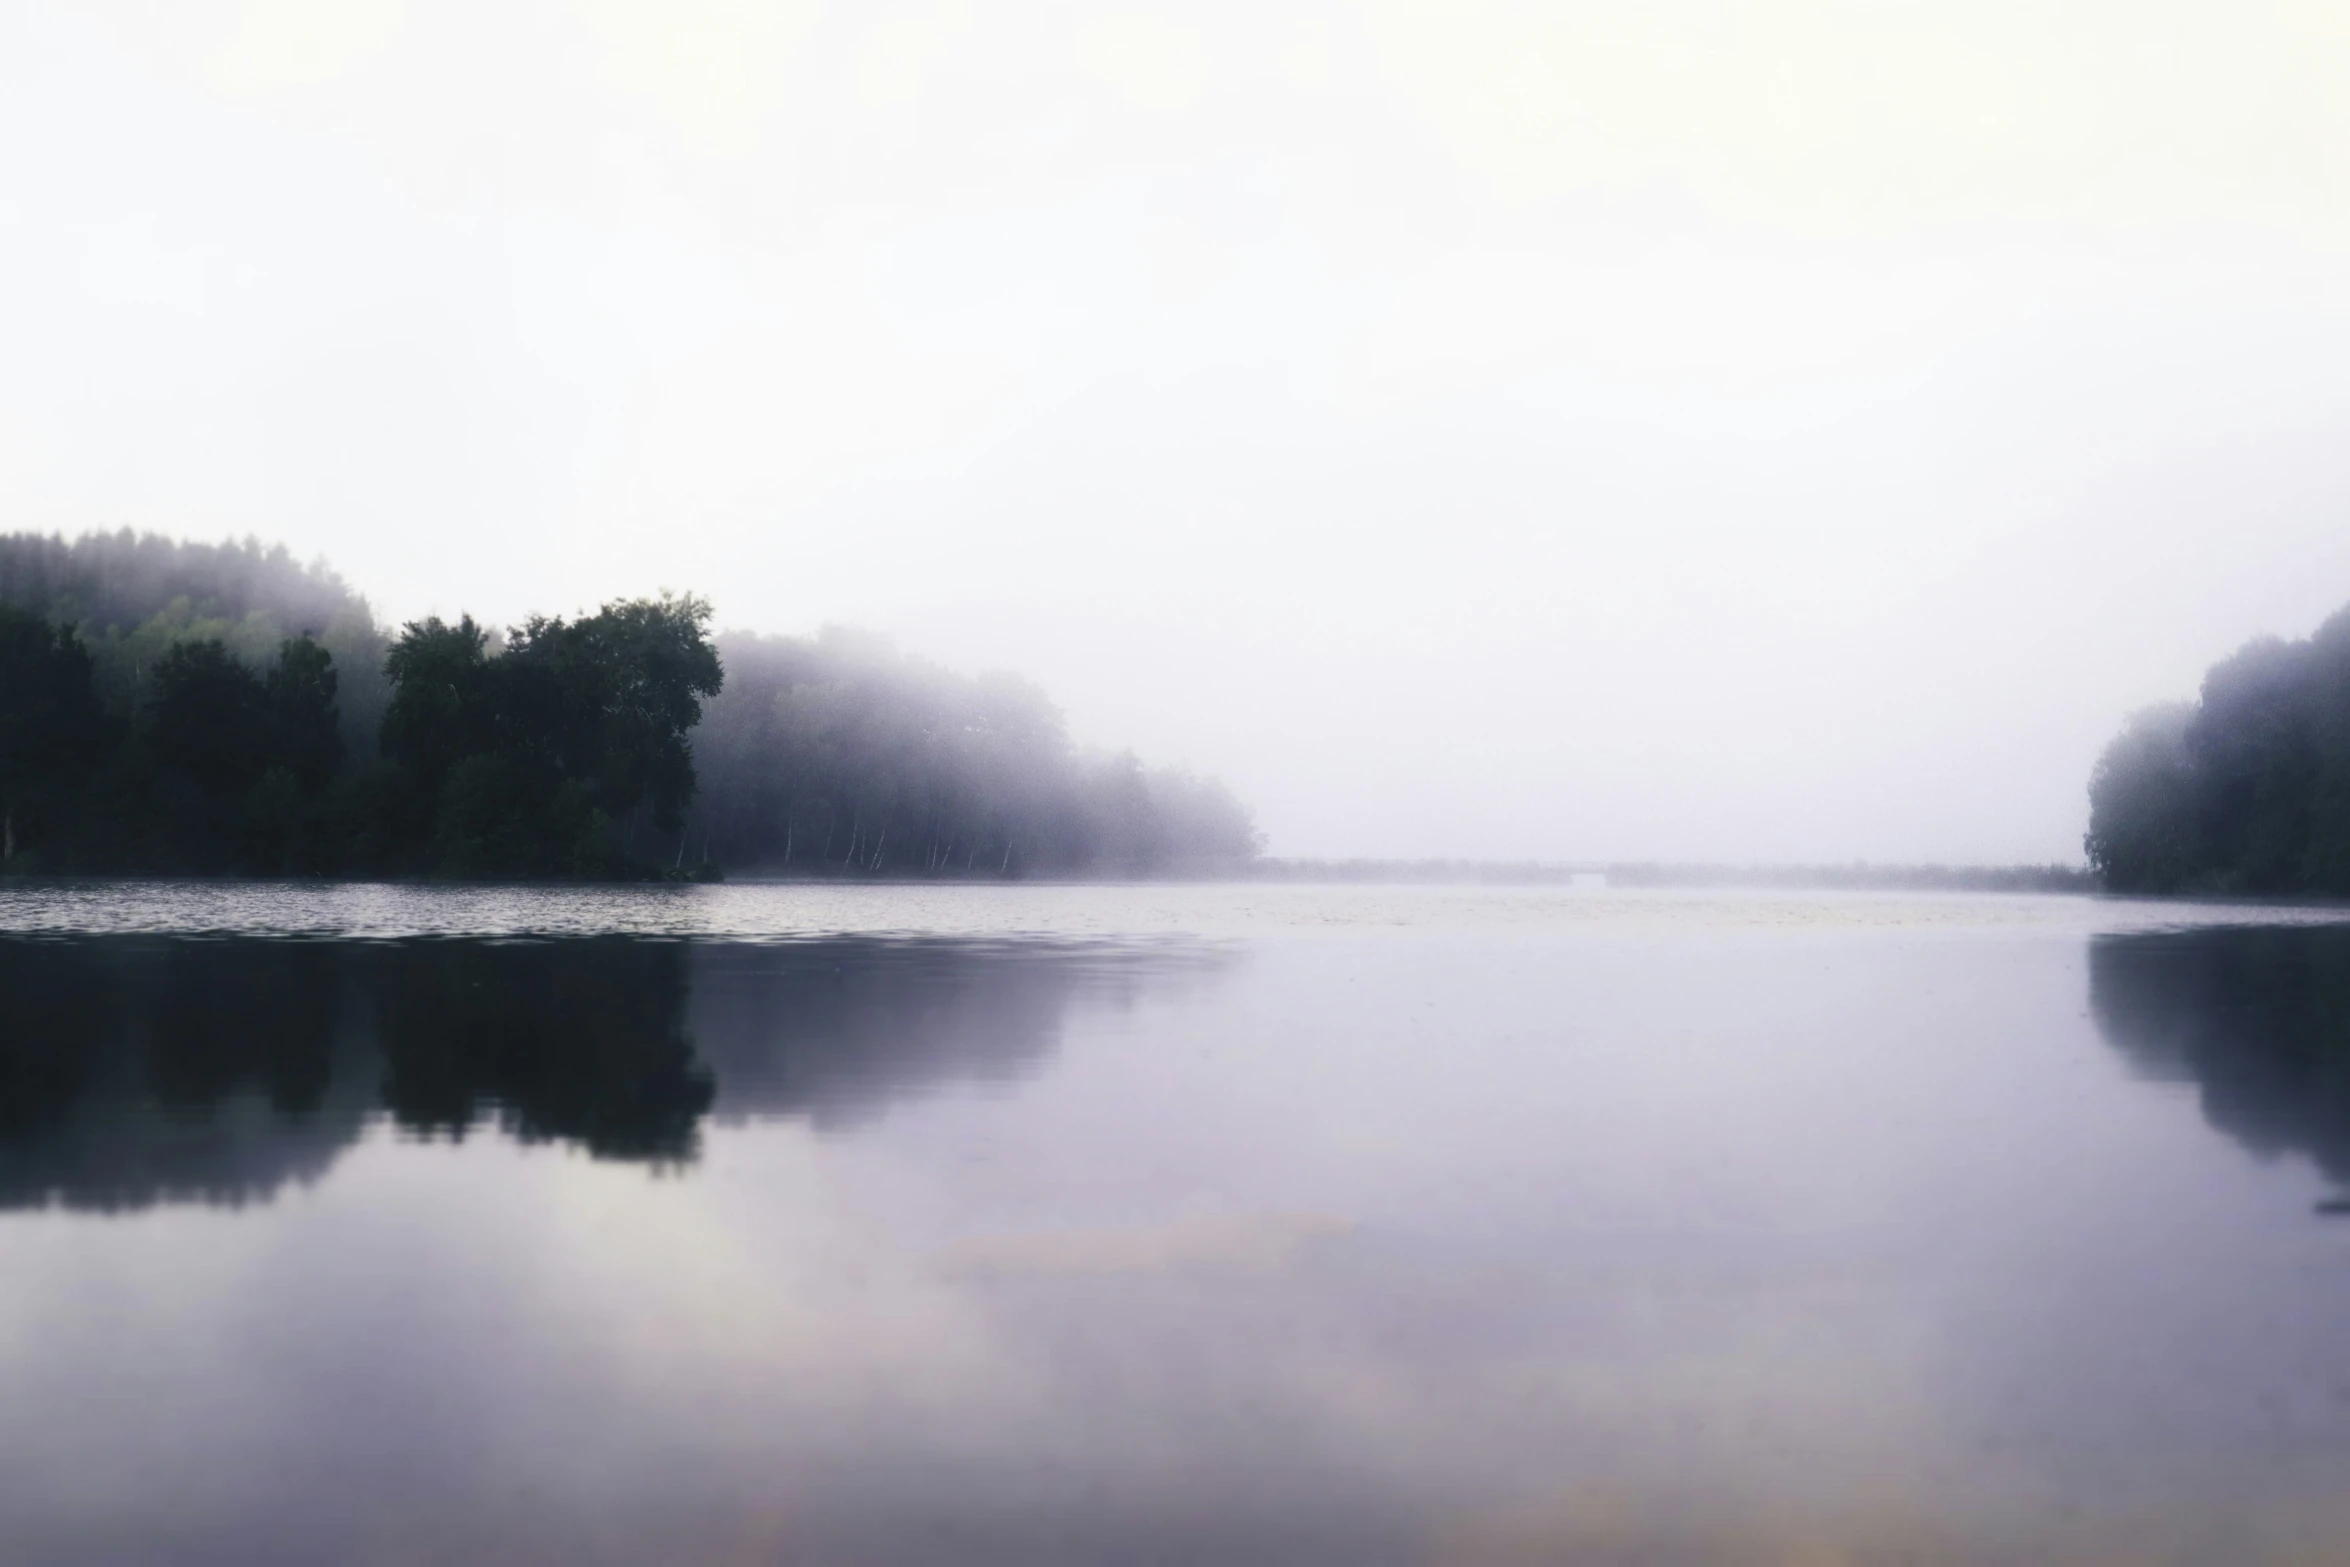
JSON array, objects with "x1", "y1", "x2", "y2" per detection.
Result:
[{"x1": 5, "y1": 883, "x2": 2350, "y2": 1563}]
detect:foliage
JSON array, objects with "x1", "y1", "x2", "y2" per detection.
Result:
[
  {"x1": 2088, "y1": 605, "x2": 2350, "y2": 894},
  {"x1": 0, "y1": 606, "x2": 108, "y2": 865},
  {"x1": 379, "y1": 594, "x2": 724, "y2": 876},
  {"x1": 144, "y1": 636, "x2": 346, "y2": 873},
  {"x1": 0, "y1": 529, "x2": 361, "y2": 635},
  {"x1": 688, "y1": 628, "x2": 1261, "y2": 875},
  {"x1": 0, "y1": 529, "x2": 388, "y2": 765},
  {"x1": 0, "y1": 531, "x2": 1257, "y2": 881}
]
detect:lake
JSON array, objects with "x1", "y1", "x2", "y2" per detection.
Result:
[{"x1": 4, "y1": 882, "x2": 2350, "y2": 1563}]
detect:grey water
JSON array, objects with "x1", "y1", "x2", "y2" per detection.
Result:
[{"x1": 5, "y1": 884, "x2": 2350, "y2": 1563}]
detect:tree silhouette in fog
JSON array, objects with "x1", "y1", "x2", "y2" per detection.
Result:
[
  {"x1": 690, "y1": 628, "x2": 1260, "y2": 875},
  {"x1": 0, "y1": 530, "x2": 1259, "y2": 880},
  {"x1": 145, "y1": 636, "x2": 345, "y2": 873},
  {"x1": 2088, "y1": 604, "x2": 2350, "y2": 894},
  {"x1": 379, "y1": 593, "x2": 723, "y2": 876},
  {"x1": 0, "y1": 605, "x2": 107, "y2": 864},
  {"x1": 0, "y1": 529, "x2": 386, "y2": 760}
]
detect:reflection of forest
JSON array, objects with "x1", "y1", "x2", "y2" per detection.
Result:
[
  {"x1": 0, "y1": 936, "x2": 1213, "y2": 1213},
  {"x1": 2090, "y1": 928, "x2": 2350, "y2": 1186},
  {"x1": 692, "y1": 942, "x2": 1141, "y2": 1128}
]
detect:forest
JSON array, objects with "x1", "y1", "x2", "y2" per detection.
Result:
[
  {"x1": 688, "y1": 629, "x2": 1256, "y2": 876},
  {"x1": 0, "y1": 531, "x2": 1259, "y2": 880},
  {"x1": 2087, "y1": 602, "x2": 2350, "y2": 894}
]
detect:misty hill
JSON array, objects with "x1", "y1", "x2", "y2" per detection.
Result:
[
  {"x1": 0, "y1": 530, "x2": 1257, "y2": 880},
  {"x1": 2088, "y1": 603, "x2": 2350, "y2": 894}
]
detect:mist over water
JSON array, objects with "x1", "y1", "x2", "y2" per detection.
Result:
[
  {"x1": 5, "y1": 885, "x2": 2350, "y2": 1560},
  {"x1": 12, "y1": 2, "x2": 2350, "y2": 1558}
]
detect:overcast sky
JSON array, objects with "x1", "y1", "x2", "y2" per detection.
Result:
[{"x1": 6, "y1": 1, "x2": 2350, "y2": 862}]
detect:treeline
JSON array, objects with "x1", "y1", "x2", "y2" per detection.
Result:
[
  {"x1": 0, "y1": 531, "x2": 1258, "y2": 880},
  {"x1": 0, "y1": 530, "x2": 388, "y2": 759},
  {"x1": 687, "y1": 629, "x2": 1259, "y2": 875},
  {"x1": 1601, "y1": 861, "x2": 2096, "y2": 893},
  {"x1": 0, "y1": 578, "x2": 720, "y2": 878},
  {"x1": 2088, "y1": 603, "x2": 2350, "y2": 894},
  {"x1": 1243, "y1": 860, "x2": 2093, "y2": 890}
]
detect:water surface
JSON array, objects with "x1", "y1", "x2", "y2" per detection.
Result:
[{"x1": 4, "y1": 884, "x2": 2350, "y2": 1562}]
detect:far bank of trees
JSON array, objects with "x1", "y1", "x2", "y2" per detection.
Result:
[
  {"x1": 0, "y1": 589, "x2": 721, "y2": 879},
  {"x1": 0, "y1": 531, "x2": 1259, "y2": 880},
  {"x1": 0, "y1": 530, "x2": 387, "y2": 761},
  {"x1": 2088, "y1": 604, "x2": 2350, "y2": 894},
  {"x1": 688, "y1": 630, "x2": 1259, "y2": 876}
]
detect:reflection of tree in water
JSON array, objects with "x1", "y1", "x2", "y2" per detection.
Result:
[
  {"x1": 691, "y1": 941, "x2": 1177, "y2": 1128},
  {"x1": 2090, "y1": 927, "x2": 2350, "y2": 1185},
  {"x1": 0, "y1": 939, "x2": 368, "y2": 1212},
  {"x1": 0, "y1": 935, "x2": 1216, "y2": 1212},
  {"x1": 377, "y1": 940, "x2": 711, "y2": 1161}
]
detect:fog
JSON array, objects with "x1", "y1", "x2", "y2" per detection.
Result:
[{"x1": 6, "y1": 2, "x2": 2350, "y2": 863}]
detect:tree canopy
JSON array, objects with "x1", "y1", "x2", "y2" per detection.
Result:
[
  {"x1": 688, "y1": 628, "x2": 1260, "y2": 876},
  {"x1": 2088, "y1": 604, "x2": 2350, "y2": 894},
  {"x1": 380, "y1": 594, "x2": 724, "y2": 877},
  {"x1": 0, "y1": 607, "x2": 107, "y2": 864},
  {"x1": 0, "y1": 529, "x2": 386, "y2": 764},
  {"x1": 0, "y1": 532, "x2": 1258, "y2": 881}
]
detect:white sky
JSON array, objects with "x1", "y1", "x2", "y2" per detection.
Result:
[{"x1": 7, "y1": 0, "x2": 2350, "y2": 862}]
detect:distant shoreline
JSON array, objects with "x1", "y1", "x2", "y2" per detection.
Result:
[
  {"x1": 1236, "y1": 860, "x2": 2097, "y2": 892},
  {"x1": 0, "y1": 861, "x2": 2099, "y2": 893}
]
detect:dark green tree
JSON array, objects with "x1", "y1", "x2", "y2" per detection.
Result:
[
  {"x1": 148, "y1": 639, "x2": 275, "y2": 802},
  {"x1": 494, "y1": 593, "x2": 723, "y2": 834},
  {"x1": 379, "y1": 595, "x2": 723, "y2": 877},
  {"x1": 267, "y1": 634, "x2": 342, "y2": 792},
  {"x1": 0, "y1": 606, "x2": 105, "y2": 865},
  {"x1": 381, "y1": 615, "x2": 495, "y2": 803},
  {"x1": 145, "y1": 636, "x2": 347, "y2": 872}
]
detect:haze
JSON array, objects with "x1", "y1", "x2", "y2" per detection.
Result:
[{"x1": 6, "y1": 1, "x2": 2350, "y2": 863}]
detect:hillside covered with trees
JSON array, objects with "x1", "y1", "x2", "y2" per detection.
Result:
[
  {"x1": 0, "y1": 531, "x2": 1259, "y2": 880},
  {"x1": 2088, "y1": 604, "x2": 2350, "y2": 894}
]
